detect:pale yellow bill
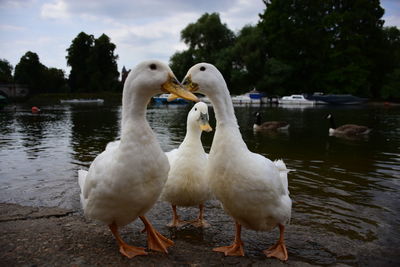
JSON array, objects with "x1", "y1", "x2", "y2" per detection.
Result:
[
  {"x1": 162, "y1": 75, "x2": 198, "y2": 102},
  {"x1": 200, "y1": 123, "x2": 212, "y2": 132},
  {"x1": 167, "y1": 94, "x2": 180, "y2": 102}
]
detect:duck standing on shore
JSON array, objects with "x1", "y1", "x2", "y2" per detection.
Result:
[
  {"x1": 161, "y1": 102, "x2": 213, "y2": 228},
  {"x1": 78, "y1": 60, "x2": 198, "y2": 258},
  {"x1": 181, "y1": 63, "x2": 292, "y2": 261}
]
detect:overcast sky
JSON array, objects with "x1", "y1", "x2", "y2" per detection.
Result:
[{"x1": 1, "y1": 0, "x2": 399, "y2": 75}]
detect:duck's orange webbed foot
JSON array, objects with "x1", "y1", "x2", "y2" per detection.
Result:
[
  {"x1": 119, "y1": 243, "x2": 148, "y2": 258},
  {"x1": 140, "y1": 216, "x2": 174, "y2": 253},
  {"x1": 109, "y1": 222, "x2": 147, "y2": 258},
  {"x1": 213, "y1": 221, "x2": 244, "y2": 256},
  {"x1": 166, "y1": 204, "x2": 189, "y2": 228},
  {"x1": 263, "y1": 223, "x2": 288, "y2": 261},
  {"x1": 189, "y1": 218, "x2": 210, "y2": 228},
  {"x1": 213, "y1": 241, "x2": 245, "y2": 256},
  {"x1": 189, "y1": 204, "x2": 210, "y2": 228},
  {"x1": 167, "y1": 217, "x2": 189, "y2": 228},
  {"x1": 263, "y1": 242, "x2": 288, "y2": 261}
]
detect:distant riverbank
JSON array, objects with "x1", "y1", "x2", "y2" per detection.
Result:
[
  {"x1": 9, "y1": 92, "x2": 400, "y2": 107},
  {"x1": 8, "y1": 92, "x2": 123, "y2": 105}
]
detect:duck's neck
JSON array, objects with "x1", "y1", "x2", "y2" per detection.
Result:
[
  {"x1": 121, "y1": 88, "x2": 152, "y2": 139},
  {"x1": 208, "y1": 87, "x2": 238, "y2": 128},
  {"x1": 329, "y1": 116, "x2": 336, "y2": 129},
  {"x1": 181, "y1": 124, "x2": 203, "y2": 148},
  {"x1": 255, "y1": 114, "x2": 261, "y2": 126}
]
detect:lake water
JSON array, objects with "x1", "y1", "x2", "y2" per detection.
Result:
[{"x1": 0, "y1": 101, "x2": 399, "y2": 264}]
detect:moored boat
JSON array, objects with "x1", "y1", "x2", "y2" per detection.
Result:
[
  {"x1": 152, "y1": 94, "x2": 188, "y2": 104},
  {"x1": 278, "y1": 94, "x2": 315, "y2": 105},
  {"x1": 309, "y1": 94, "x2": 367, "y2": 105}
]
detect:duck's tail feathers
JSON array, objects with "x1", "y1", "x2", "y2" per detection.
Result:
[
  {"x1": 274, "y1": 159, "x2": 293, "y2": 194},
  {"x1": 78, "y1": 170, "x2": 88, "y2": 210}
]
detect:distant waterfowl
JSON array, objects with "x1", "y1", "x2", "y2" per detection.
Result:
[
  {"x1": 161, "y1": 102, "x2": 212, "y2": 228},
  {"x1": 326, "y1": 114, "x2": 371, "y2": 136},
  {"x1": 182, "y1": 63, "x2": 292, "y2": 261},
  {"x1": 78, "y1": 60, "x2": 198, "y2": 258},
  {"x1": 253, "y1": 112, "x2": 290, "y2": 131}
]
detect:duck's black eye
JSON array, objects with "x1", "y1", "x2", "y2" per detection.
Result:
[
  {"x1": 150, "y1": 63, "x2": 157, "y2": 70},
  {"x1": 200, "y1": 66, "x2": 206, "y2": 71},
  {"x1": 195, "y1": 108, "x2": 197, "y2": 111}
]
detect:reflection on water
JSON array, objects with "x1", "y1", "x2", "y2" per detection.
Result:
[
  {"x1": 70, "y1": 105, "x2": 121, "y2": 167},
  {"x1": 0, "y1": 102, "x2": 399, "y2": 263}
]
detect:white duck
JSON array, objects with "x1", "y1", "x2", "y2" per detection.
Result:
[
  {"x1": 161, "y1": 102, "x2": 212, "y2": 228},
  {"x1": 181, "y1": 63, "x2": 292, "y2": 261},
  {"x1": 78, "y1": 60, "x2": 198, "y2": 258}
]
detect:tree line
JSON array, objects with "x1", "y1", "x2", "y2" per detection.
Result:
[
  {"x1": 0, "y1": 32, "x2": 120, "y2": 95},
  {"x1": 1, "y1": 0, "x2": 399, "y2": 100},
  {"x1": 170, "y1": 0, "x2": 400, "y2": 100}
]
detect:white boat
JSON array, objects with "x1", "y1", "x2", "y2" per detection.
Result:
[
  {"x1": 278, "y1": 95, "x2": 315, "y2": 105},
  {"x1": 231, "y1": 94, "x2": 261, "y2": 105},
  {"x1": 60, "y1": 98, "x2": 104, "y2": 104}
]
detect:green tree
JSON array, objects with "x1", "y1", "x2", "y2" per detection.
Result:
[
  {"x1": 381, "y1": 27, "x2": 400, "y2": 100},
  {"x1": 325, "y1": 0, "x2": 384, "y2": 97},
  {"x1": 230, "y1": 25, "x2": 270, "y2": 94},
  {"x1": 170, "y1": 13, "x2": 236, "y2": 92},
  {"x1": 259, "y1": 0, "x2": 385, "y2": 97},
  {"x1": 66, "y1": 32, "x2": 119, "y2": 92},
  {"x1": 14, "y1": 51, "x2": 47, "y2": 93},
  {"x1": 14, "y1": 52, "x2": 66, "y2": 94},
  {"x1": 66, "y1": 32, "x2": 94, "y2": 92},
  {"x1": 259, "y1": 0, "x2": 331, "y2": 94},
  {"x1": 170, "y1": 50, "x2": 195, "y2": 80},
  {"x1": 262, "y1": 58, "x2": 293, "y2": 96},
  {"x1": 44, "y1": 68, "x2": 67, "y2": 93},
  {"x1": 0, "y1": 59, "x2": 13, "y2": 83},
  {"x1": 87, "y1": 34, "x2": 119, "y2": 91}
]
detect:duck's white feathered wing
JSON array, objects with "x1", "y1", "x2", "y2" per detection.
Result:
[
  {"x1": 77, "y1": 141, "x2": 119, "y2": 213},
  {"x1": 78, "y1": 170, "x2": 88, "y2": 210},
  {"x1": 210, "y1": 151, "x2": 292, "y2": 231}
]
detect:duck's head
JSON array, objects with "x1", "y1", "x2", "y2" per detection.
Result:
[
  {"x1": 188, "y1": 102, "x2": 212, "y2": 132},
  {"x1": 125, "y1": 60, "x2": 198, "y2": 101},
  {"x1": 254, "y1": 112, "x2": 261, "y2": 125},
  {"x1": 180, "y1": 63, "x2": 227, "y2": 97}
]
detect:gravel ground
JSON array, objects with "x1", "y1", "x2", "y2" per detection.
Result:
[{"x1": 0, "y1": 201, "x2": 399, "y2": 266}]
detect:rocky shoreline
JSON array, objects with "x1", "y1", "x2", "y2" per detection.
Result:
[{"x1": 0, "y1": 202, "x2": 398, "y2": 266}]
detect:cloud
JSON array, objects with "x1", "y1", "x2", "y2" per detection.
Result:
[
  {"x1": 382, "y1": 0, "x2": 400, "y2": 27},
  {"x1": 2, "y1": 0, "x2": 266, "y2": 73},
  {"x1": 0, "y1": 24, "x2": 26, "y2": 31},
  {"x1": 384, "y1": 15, "x2": 400, "y2": 28},
  {"x1": 41, "y1": 0, "x2": 70, "y2": 19},
  {"x1": 220, "y1": 0, "x2": 264, "y2": 31},
  {"x1": 103, "y1": 11, "x2": 200, "y2": 67},
  {"x1": 0, "y1": 0, "x2": 36, "y2": 9},
  {"x1": 39, "y1": 0, "x2": 226, "y2": 21}
]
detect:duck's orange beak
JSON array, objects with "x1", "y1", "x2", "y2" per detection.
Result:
[{"x1": 162, "y1": 74, "x2": 198, "y2": 102}]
